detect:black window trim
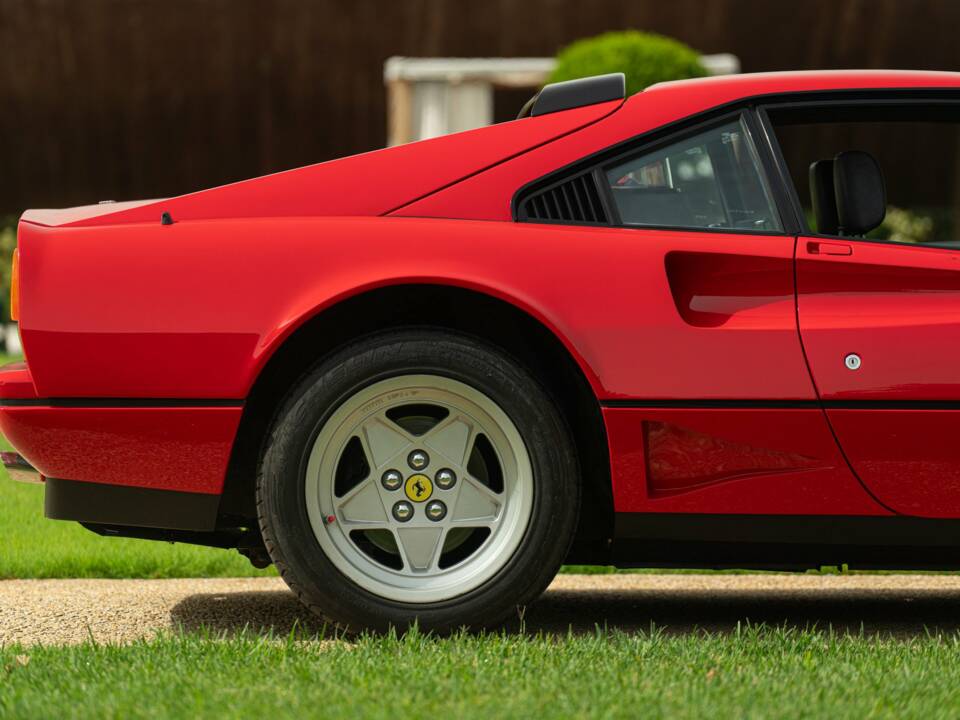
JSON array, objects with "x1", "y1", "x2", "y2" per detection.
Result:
[
  {"x1": 751, "y1": 106, "x2": 806, "y2": 234},
  {"x1": 592, "y1": 166, "x2": 619, "y2": 225},
  {"x1": 758, "y1": 90, "x2": 960, "y2": 249}
]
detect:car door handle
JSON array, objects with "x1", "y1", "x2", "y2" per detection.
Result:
[{"x1": 807, "y1": 241, "x2": 853, "y2": 256}]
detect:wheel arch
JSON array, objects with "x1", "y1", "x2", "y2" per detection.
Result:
[{"x1": 220, "y1": 282, "x2": 614, "y2": 563}]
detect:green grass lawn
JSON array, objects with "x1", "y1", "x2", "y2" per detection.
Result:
[{"x1": 4, "y1": 627, "x2": 960, "y2": 719}]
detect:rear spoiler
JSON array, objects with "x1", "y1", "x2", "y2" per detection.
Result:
[{"x1": 517, "y1": 72, "x2": 626, "y2": 119}]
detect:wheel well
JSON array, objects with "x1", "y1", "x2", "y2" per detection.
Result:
[{"x1": 218, "y1": 284, "x2": 613, "y2": 563}]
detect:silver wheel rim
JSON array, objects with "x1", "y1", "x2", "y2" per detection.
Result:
[{"x1": 304, "y1": 374, "x2": 534, "y2": 603}]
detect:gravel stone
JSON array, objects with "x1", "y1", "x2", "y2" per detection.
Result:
[{"x1": 4, "y1": 574, "x2": 960, "y2": 645}]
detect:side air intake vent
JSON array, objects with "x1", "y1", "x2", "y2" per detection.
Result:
[{"x1": 518, "y1": 173, "x2": 608, "y2": 225}]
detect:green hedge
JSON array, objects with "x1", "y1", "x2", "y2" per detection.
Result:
[{"x1": 549, "y1": 30, "x2": 707, "y2": 97}]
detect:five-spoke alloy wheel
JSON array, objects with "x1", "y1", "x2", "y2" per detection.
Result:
[
  {"x1": 257, "y1": 330, "x2": 580, "y2": 632},
  {"x1": 305, "y1": 374, "x2": 533, "y2": 603}
]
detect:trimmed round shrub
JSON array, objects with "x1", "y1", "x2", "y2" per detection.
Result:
[{"x1": 549, "y1": 30, "x2": 708, "y2": 96}]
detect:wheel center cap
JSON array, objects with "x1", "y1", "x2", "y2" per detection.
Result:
[{"x1": 404, "y1": 473, "x2": 433, "y2": 502}]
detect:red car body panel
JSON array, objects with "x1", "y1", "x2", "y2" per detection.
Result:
[
  {"x1": 826, "y1": 410, "x2": 960, "y2": 518},
  {"x1": 11, "y1": 217, "x2": 839, "y2": 504},
  {"x1": 797, "y1": 239, "x2": 960, "y2": 402},
  {"x1": 7, "y1": 70, "x2": 960, "y2": 539},
  {"x1": 604, "y1": 407, "x2": 888, "y2": 516},
  {"x1": 0, "y1": 405, "x2": 239, "y2": 494},
  {"x1": 17, "y1": 220, "x2": 815, "y2": 402},
  {"x1": 797, "y1": 237, "x2": 960, "y2": 518}
]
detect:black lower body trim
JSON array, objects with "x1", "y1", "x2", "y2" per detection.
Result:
[
  {"x1": 615, "y1": 512, "x2": 960, "y2": 546},
  {"x1": 45, "y1": 478, "x2": 220, "y2": 531},
  {"x1": 612, "y1": 513, "x2": 960, "y2": 570}
]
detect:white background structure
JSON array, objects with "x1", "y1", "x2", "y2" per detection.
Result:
[{"x1": 384, "y1": 54, "x2": 740, "y2": 146}]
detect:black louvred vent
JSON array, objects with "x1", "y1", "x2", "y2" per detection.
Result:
[{"x1": 520, "y1": 173, "x2": 608, "y2": 224}]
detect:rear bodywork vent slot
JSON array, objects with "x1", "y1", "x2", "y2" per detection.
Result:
[{"x1": 516, "y1": 172, "x2": 609, "y2": 225}]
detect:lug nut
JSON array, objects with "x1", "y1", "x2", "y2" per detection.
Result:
[
  {"x1": 408, "y1": 450, "x2": 429, "y2": 470},
  {"x1": 392, "y1": 501, "x2": 414, "y2": 522},
  {"x1": 435, "y1": 468, "x2": 457, "y2": 490},
  {"x1": 381, "y1": 469, "x2": 403, "y2": 491},
  {"x1": 425, "y1": 500, "x2": 447, "y2": 522}
]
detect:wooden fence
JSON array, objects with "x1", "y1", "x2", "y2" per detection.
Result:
[{"x1": 1, "y1": 0, "x2": 959, "y2": 215}]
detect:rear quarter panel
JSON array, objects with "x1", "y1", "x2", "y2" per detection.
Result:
[{"x1": 18, "y1": 216, "x2": 813, "y2": 402}]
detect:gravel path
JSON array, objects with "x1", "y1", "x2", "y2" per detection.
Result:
[{"x1": 5, "y1": 573, "x2": 960, "y2": 645}]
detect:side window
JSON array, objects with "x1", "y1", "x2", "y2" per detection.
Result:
[
  {"x1": 770, "y1": 104, "x2": 960, "y2": 247},
  {"x1": 606, "y1": 116, "x2": 782, "y2": 232}
]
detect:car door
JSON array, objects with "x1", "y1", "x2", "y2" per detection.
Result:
[
  {"x1": 797, "y1": 240, "x2": 960, "y2": 518},
  {"x1": 778, "y1": 100, "x2": 960, "y2": 517}
]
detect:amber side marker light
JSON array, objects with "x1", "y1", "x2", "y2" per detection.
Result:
[{"x1": 10, "y1": 248, "x2": 20, "y2": 322}]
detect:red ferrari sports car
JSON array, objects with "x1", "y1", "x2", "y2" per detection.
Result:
[{"x1": 6, "y1": 69, "x2": 960, "y2": 630}]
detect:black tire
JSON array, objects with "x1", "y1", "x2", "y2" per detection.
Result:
[{"x1": 256, "y1": 329, "x2": 580, "y2": 633}]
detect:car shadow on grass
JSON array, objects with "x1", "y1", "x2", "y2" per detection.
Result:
[{"x1": 168, "y1": 584, "x2": 960, "y2": 638}]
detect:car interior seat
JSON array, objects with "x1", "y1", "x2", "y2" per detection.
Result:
[{"x1": 833, "y1": 150, "x2": 886, "y2": 236}]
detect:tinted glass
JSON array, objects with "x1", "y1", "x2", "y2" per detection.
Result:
[{"x1": 605, "y1": 117, "x2": 782, "y2": 232}]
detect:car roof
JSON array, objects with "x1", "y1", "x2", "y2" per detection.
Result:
[
  {"x1": 641, "y1": 69, "x2": 960, "y2": 106},
  {"x1": 616, "y1": 70, "x2": 960, "y2": 131}
]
